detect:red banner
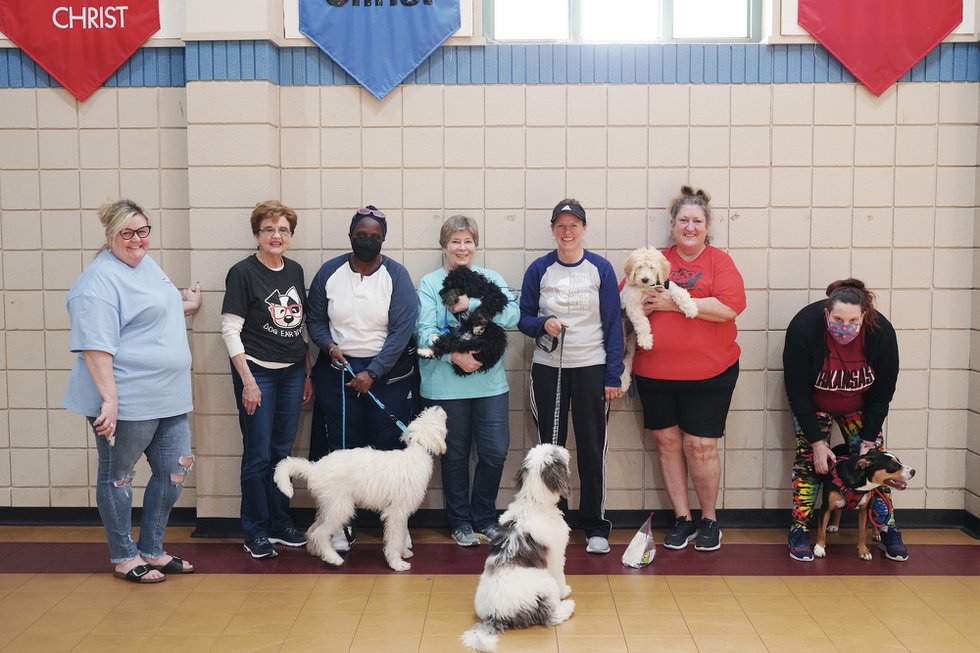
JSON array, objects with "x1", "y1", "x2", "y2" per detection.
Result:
[
  {"x1": 798, "y1": 0, "x2": 962, "y2": 96},
  {"x1": 0, "y1": 1, "x2": 159, "y2": 101}
]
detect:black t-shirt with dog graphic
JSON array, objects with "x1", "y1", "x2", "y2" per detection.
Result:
[{"x1": 222, "y1": 254, "x2": 308, "y2": 364}]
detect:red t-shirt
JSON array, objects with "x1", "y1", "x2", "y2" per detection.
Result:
[
  {"x1": 632, "y1": 246, "x2": 746, "y2": 381},
  {"x1": 812, "y1": 329, "x2": 873, "y2": 414}
]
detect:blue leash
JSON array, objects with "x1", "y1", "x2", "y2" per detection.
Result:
[
  {"x1": 339, "y1": 368, "x2": 346, "y2": 450},
  {"x1": 337, "y1": 362, "x2": 411, "y2": 437}
]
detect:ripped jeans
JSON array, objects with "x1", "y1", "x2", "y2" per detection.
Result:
[{"x1": 92, "y1": 414, "x2": 194, "y2": 563}]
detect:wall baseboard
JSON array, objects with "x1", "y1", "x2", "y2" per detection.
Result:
[{"x1": 1, "y1": 507, "x2": 973, "y2": 540}]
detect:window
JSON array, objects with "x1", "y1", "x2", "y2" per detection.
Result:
[
  {"x1": 492, "y1": 0, "x2": 569, "y2": 40},
  {"x1": 488, "y1": 0, "x2": 760, "y2": 42}
]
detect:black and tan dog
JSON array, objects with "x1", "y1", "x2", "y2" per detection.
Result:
[{"x1": 813, "y1": 444, "x2": 915, "y2": 561}]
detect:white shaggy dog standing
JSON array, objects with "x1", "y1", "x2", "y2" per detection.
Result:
[
  {"x1": 620, "y1": 246, "x2": 698, "y2": 391},
  {"x1": 274, "y1": 405, "x2": 448, "y2": 572},
  {"x1": 461, "y1": 444, "x2": 574, "y2": 652}
]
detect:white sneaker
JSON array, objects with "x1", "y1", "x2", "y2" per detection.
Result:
[
  {"x1": 586, "y1": 536, "x2": 610, "y2": 554},
  {"x1": 331, "y1": 527, "x2": 355, "y2": 553}
]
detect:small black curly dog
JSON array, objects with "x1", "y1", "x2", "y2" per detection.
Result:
[{"x1": 419, "y1": 267, "x2": 509, "y2": 376}]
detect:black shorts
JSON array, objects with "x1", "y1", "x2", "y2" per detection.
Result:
[{"x1": 634, "y1": 361, "x2": 739, "y2": 438}]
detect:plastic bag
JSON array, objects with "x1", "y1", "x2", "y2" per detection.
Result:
[{"x1": 621, "y1": 512, "x2": 656, "y2": 568}]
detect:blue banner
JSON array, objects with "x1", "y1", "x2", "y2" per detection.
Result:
[{"x1": 300, "y1": 0, "x2": 460, "y2": 99}]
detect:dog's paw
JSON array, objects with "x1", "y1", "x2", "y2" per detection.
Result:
[
  {"x1": 322, "y1": 553, "x2": 344, "y2": 566},
  {"x1": 388, "y1": 559, "x2": 411, "y2": 572},
  {"x1": 813, "y1": 544, "x2": 826, "y2": 558},
  {"x1": 858, "y1": 547, "x2": 873, "y2": 561},
  {"x1": 549, "y1": 599, "x2": 575, "y2": 625},
  {"x1": 561, "y1": 584, "x2": 572, "y2": 599},
  {"x1": 826, "y1": 524, "x2": 839, "y2": 533},
  {"x1": 402, "y1": 549, "x2": 414, "y2": 559},
  {"x1": 417, "y1": 347, "x2": 436, "y2": 359},
  {"x1": 636, "y1": 332, "x2": 653, "y2": 350}
]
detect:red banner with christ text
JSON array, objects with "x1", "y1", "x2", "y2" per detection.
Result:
[
  {"x1": 0, "y1": 0, "x2": 159, "y2": 101},
  {"x1": 798, "y1": 0, "x2": 962, "y2": 96}
]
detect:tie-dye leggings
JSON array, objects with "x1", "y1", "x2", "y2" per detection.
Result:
[{"x1": 791, "y1": 411, "x2": 896, "y2": 532}]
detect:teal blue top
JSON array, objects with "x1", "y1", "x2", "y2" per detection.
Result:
[{"x1": 416, "y1": 265, "x2": 519, "y2": 400}]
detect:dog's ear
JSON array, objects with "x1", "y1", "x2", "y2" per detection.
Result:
[
  {"x1": 514, "y1": 465, "x2": 529, "y2": 492},
  {"x1": 656, "y1": 256, "x2": 671, "y2": 285},
  {"x1": 856, "y1": 457, "x2": 874, "y2": 470},
  {"x1": 541, "y1": 456, "x2": 571, "y2": 498},
  {"x1": 406, "y1": 406, "x2": 448, "y2": 455},
  {"x1": 623, "y1": 251, "x2": 636, "y2": 278}
]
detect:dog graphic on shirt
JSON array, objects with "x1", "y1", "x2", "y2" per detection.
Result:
[{"x1": 266, "y1": 287, "x2": 303, "y2": 329}]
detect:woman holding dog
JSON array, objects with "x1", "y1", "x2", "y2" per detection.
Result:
[
  {"x1": 222, "y1": 201, "x2": 313, "y2": 560},
  {"x1": 416, "y1": 215, "x2": 520, "y2": 547},
  {"x1": 519, "y1": 199, "x2": 625, "y2": 555},
  {"x1": 63, "y1": 199, "x2": 201, "y2": 584},
  {"x1": 783, "y1": 278, "x2": 905, "y2": 562},
  {"x1": 632, "y1": 186, "x2": 745, "y2": 553}
]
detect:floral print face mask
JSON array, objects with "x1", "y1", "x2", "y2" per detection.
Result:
[{"x1": 826, "y1": 315, "x2": 861, "y2": 345}]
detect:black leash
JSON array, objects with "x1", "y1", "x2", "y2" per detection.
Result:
[{"x1": 550, "y1": 327, "x2": 566, "y2": 442}]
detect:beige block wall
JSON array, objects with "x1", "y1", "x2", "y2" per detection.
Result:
[
  {"x1": 1, "y1": 78, "x2": 977, "y2": 522},
  {"x1": 0, "y1": 86, "x2": 193, "y2": 508}
]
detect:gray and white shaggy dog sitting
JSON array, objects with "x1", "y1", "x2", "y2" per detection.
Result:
[
  {"x1": 461, "y1": 443, "x2": 574, "y2": 652},
  {"x1": 273, "y1": 405, "x2": 448, "y2": 572}
]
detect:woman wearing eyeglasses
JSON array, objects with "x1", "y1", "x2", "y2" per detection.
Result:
[
  {"x1": 306, "y1": 206, "x2": 419, "y2": 552},
  {"x1": 518, "y1": 198, "x2": 625, "y2": 556},
  {"x1": 221, "y1": 201, "x2": 313, "y2": 560},
  {"x1": 64, "y1": 199, "x2": 202, "y2": 584},
  {"x1": 415, "y1": 215, "x2": 520, "y2": 547}
]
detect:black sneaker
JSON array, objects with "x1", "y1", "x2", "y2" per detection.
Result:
[
  {"x1": 268, "y1": 527, "x2": 307, "y2": 547},
  {"x1": 694, "y1": 518, "x2": 722, "y2": 551},
  {"x1": 663, "y1": 517, "x2": 698, "y2": 549},
  {"x1": 244, "y1": 538, "x2": 278, "y2": 559}
]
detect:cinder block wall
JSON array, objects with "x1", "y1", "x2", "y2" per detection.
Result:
[
  {"x1": 0, "y1": 49, "x2": 978, "y2": 525},
  {"x1": 181, "y1": 77, "x2": 977, "y2": 520},
  {"x1": 0, "y1": 86, "x2": 193, "y2": 508}
]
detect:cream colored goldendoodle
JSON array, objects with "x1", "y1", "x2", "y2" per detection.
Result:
[
  {"x1": 620, "y1": 247, "x2": 698, "y2": 391},
  {"x1": 273, "y1": 405, "x2": 448, "y2": 572}
]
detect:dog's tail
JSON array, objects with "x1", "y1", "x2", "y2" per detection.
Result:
[
  {"x1": 460, "y1": 621, "x2": 502, "y2": 652},
  {"x1": 273, "y1": 456, "x2": 315, "y2": 498}
]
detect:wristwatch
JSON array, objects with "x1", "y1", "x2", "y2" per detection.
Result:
[{"x1": 366, "y1": 369, "x2": 378, "y2": 380}]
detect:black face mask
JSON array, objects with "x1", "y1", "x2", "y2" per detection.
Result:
[{"x1": 350, "y1": 235, "x2": 382, "y2": 262}]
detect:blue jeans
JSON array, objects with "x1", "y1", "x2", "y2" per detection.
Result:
[
  {"x1": 93, "y1": 414, "x2": 194, "y2": 563},
  {"x1": 436, "y1": 392, "x2": 510, "y2": 530},
  {"x1": 232, "y1": 361, "x2": 305, "y2": 541},
  {"x1": 310, "y1": 355, "x2": 416, "y2": 458}
]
